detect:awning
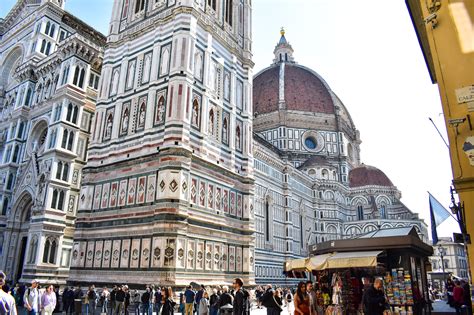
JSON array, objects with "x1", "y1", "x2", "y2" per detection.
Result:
[
  {"x1": 325, "y1": 250, "x2": 383, "y2": 269},
  {"x1": 306, "y1": 253, "x2": 333, "y2": 271},
  {"x1": 284, "y1": 257, "x2": 308, "y2": 271}
]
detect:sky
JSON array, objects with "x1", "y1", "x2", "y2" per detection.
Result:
[{"x1": 0, "y1": 0, "x2": 459, "y2": 238}]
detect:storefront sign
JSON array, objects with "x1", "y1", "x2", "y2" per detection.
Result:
[{"x1": 455, "y1": 86, "x2": 474, "y2": 104}]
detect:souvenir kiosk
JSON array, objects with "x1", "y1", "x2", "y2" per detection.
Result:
[{"x1": 284, "y1": 227, "x2": 433, "y2": 315}]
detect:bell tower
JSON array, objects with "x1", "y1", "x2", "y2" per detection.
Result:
[{"x1": 70, "y1": 0, "x2": 256, "y2": 286}]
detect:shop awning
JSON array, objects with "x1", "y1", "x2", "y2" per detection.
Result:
[
  {"x1": 325, "y1": 250, "x2": 383, "y2": 269},
  {"x1": 284, "y1": 257, "x2": 308, "y2": 271},
  {"x1": 306, "y1": 253, "x2": 333, "y2": 270}
]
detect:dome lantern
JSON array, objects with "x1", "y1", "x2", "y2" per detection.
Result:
[{"x1": 273, "y1": 27, "x2": 295, "y2": 65}]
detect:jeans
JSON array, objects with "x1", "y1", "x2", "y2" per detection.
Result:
[
  {"x1": 149, "y1": 303, "x2": 154, "y2": 315},
  {"x1": 89, "y1": 300, "x2": 97, "y2": 314},
  {"x1": 155, "y1": 302, "x2": 162, "y2": 314},
  {"x1": 115, "y1": 301, "x2": 125, "y2": 315},
  {"x1": 102, "y1": 300, "x2": 109, "y2": 313},
  {"x1": 28, "y1": 310, "x2": 39, "y2": 315},
  {"x1": 142, "y1": 303, "x2": 150, "y2": 315}
]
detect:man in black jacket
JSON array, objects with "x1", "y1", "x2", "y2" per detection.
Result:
[
  {"x1": 232, "y1": 278, "x2": 250, "y2": 315},
  {"x1": 363, "y1": 279, "x2": 386, "y2": 315}
]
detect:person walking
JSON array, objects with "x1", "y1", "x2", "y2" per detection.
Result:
[
  {"x1": 305, "y1": 281, "x2": 317, "y2": 315},
  {"x1": 110, "y1": 286, "x2": 118, "y2": 315},
  {"x1": 101, "y1": 287, "x2": 110, "y2": 314},
  {"x1": 452, "y1": 280, "x2": 464, "y2": 315},
  {"x1": 87, "y1": 285, "x2": 98, "y2": 315},
  {"x1": 184, "y1": 286, "x2": 195, "y2": 315},
  {"x1": 362, "y1": 278, "x2": 386, "y2": 315},
  {"x1": 232, "y1": 279, "x2": 249, "y2": 315},
  {"x1": 162, "y1": 287, "x2": 176, "y2": 315},
  {"x1": 41, "y1": 285, "x2": 57, "y2": 315},
  {"x1": 0, "y1": 271, "x2": 17, "y2": 315},
  {"x1": 115, "y1": 286, "x2": 126, "y2": 315},
  {"x1": 209, "y1": 289, "x2": 219, "y2": 315},
  {"x1": 198, "y1": 291, "x2": 209, "y2": 315},
  {"x1": 155, "y1": 287, "x2": 163, "y2": 315},
  {"x1": 141, "y1": 287, "x2": 151, "y2": 315},
  {"x1": 123, "y1": 286, "x2": 130, "y2": 315},
  {"x1": 24, "y1": 279, "x2": 41, "y2": 315},
  {"x1": 294, "y1": 282, "x2": 310, "y2": 315},
  {"x1": 131, "y1": 290, "x2": 140, "y2": 315},
  {"x1": 216, "y1": 286, "x2": 233, "y2": 313},
  {"x1": 195, "y1": 285, "x2": 205, "y2": 315}
]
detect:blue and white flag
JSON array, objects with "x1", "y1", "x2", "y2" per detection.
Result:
[{"x1": 429, "y1": 192, "x2": 451, "y2": 245}]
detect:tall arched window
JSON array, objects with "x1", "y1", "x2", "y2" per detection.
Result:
[
  {"x1": 135, "y1": 0, "x2": 145, "y2": 13},
  {"x1": 45, "y1": 21, "x2": 51, "y2": 35},
  {"x1": 42, "y1": 239, "x2": 50, "y2": 263},
  {"x1": 225, "y1": 0, "x2": 233, "y2": 25},
  {"x1": 357, "y1": 205, "x2": 364, "y2": 221},
  {"x1": 122, "y1": 0, "x2": 130, "y2": 19},
  {"x1": 265, "y1": 199, "x2": 270, "y2": 242},
  {"x1": 24, "y1": 88, "x2": 32, "y2": 106},
  {"x1": 49, "y1": 24, "x2": 55, "y2": 37},
  {"x1": 62, "y1": 163, "x2": 69, "y2": 181},
  {"x1": 45, "y1": 42, "x2": 51, "y2": 56},
  {"x1": 66, "y1": 103, "x2": 73, "y2": 121},
  {"x1": 42, "y1": 237, "x2": 57, "y2": 264},
  {"x1": 72, "y1": 67, "x2": 80, "y2": 85},
  {"x1": 78, "y1": 68, "x2": 85, "y2": 88},
  {"x1": 6, "y1": 173, "x2": 14, "y2": 190},
  {"x1": 2, "y1": 198, "x2": 8, "y2": 215},
  {"x1": 61, "y1": 66, "x2": 69, "y2": 85},
  {"x1": 56, "y1": 161, "x2": 63, "y2": 179},
  {"x1": 51, "y1": 190, "x2": 58, "y2": 208},
  {"x1": 207, "y1": 0, "x2": 217, "y2": 10},
  {"x1": 235, "y1": 125, "x2": 241, "y2": 151},
  {"x1": 12, "y1": 145, "x2": 20, "y2": 163},
  {"x1": 40, "y1": 40, "x2": 47, "y2": 54},
  {"x1": 61, "y1": 130, "x2": 68, "y2": 148},
  {"x1": 67, "y1": 132, "x2": 74, "y2": 151}
]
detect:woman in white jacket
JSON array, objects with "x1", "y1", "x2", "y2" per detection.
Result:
[{"x1": 198, "y1": 291, "x2": 210, "y2": 315}]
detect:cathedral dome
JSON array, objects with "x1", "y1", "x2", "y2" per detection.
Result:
[
  {"x1": 253, "y1": 64, "x2": 336, "y2": 115},
  {"x1": 349, "y1": 164, "x2": 394, "y2": 188}
]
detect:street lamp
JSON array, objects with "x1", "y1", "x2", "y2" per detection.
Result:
[{"x1": 438, "y1": 245, "x2": 447, "y2": 297}]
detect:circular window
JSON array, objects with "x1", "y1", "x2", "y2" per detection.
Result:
[{"x1": 305, "y1": 137, "x2": 317, "y2": 149}]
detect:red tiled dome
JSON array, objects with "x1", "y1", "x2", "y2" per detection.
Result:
[
  {"x1": 253, "y1": 64, "x2": 335, "y2": 115},
  {"x1": 349, "y1": 165, "x2": 394, "y2": 188}
]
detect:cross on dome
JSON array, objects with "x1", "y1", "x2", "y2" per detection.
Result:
[{"x1": 273, "y1": 27, "x2": 295, "y2": 64}]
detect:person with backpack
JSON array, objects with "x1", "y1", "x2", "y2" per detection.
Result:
[
  {"x1": 0, "y1": 271, "x2": 17, "y2": 315},
  {"x1": 23, "y1": 280, "x2": 41, "y2": 315},
  {"x1": 87, "y1": 285, "x2": 98, "y2": 315},
  {"x1": 232, "y1": 278, "x2": 249, "y2": 315}
]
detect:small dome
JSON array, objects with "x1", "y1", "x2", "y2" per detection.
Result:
[
  {"x1": 349, "y1": 165, "x2": 393, "y2": 188},
  {"x1": 298, "y1": 155, "x2": 331, "y2": 169}
]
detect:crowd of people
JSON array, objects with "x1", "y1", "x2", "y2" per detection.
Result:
[{"x1": 0, "y1": 270, "x2": 472, "y2": 315}]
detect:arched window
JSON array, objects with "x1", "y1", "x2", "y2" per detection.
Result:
[
  {"x1": 135, "y1": 0, "x2": 145, "y2": 13},
  {"x1": 222, "y1": 117, "x2": 228, "y2": 144},
  {"x1": 62, "y1": 163, "x2": 69, "y2": 181},
  {"x1": 72, "y1": 105, "x2": 78, "y2": 124},
  {"x1": 42, "y1": 239, "x2": 50, "y2": 263},
  {"x1": 2, "y1": 198, "x2": 8, "y2": 215},
  {"x1": 28, "y1": 236, "x2": 38, "y2": 264},
  {"x1": 67, "y1": 132, "x2": 74, "y2": 151},
  {"x1": 42, "y1": 237, "x2": 58, "y2": 264},
  {"x1": 122, "y1": 0, "x2": 130, "y2": 19},
  {"x1": 380, "y1": 205, "x2": 386, "y2": 219},
  {"x1": 51, "y1": 189, "x2": 58, "y2": 208},
  {"x1": 56, "y1": 161, "x2": 63, "y2": 179},
  {"x1": 45, "y1": 21, "x2": 51, "y2": 35},
  {"x1": 61, "y1": 130, "x2": 68, "y2": 148},
  {"x1": 12, "y1": 145, "x2": 20, "y2": 163},
  {"x1": 235, "y1": 125, "x2": 241, "y2": 151},
  {"x1": 24, "y1": 88, "x2": 32, "y2": 106},
  {"x1": 78, "y1": 68, "x2": 85, "y2": 88},
  {"x1": 66, "y1": 103, "x2": 73, "y2": 121},
  {"x1": 207, "y1": 0, "x2": 217, "y2": 10},
  {"x1": 40, "y1": 39, "x2": 47, "y2": 54},
  {"x1": 225, "y1": 0, "x2": 233, "y2": 25},
  {"x1": 265, "y1": 199, "x2": 270, "y2": 242},
  {"x1": 61, "y1": 66, "x2": 69, "y2": 85},
  {"x1": 208, "y1": 109, "x2": 215, "y2": 136},
  {"x1": 321, "y1": 169, "x2": 329, "y2": 180},
  {"x1": 49, "y1": 24, "x2": 55, "y2": 37},
  {"x1": 6, "y1": 173, "x2": 14, "y2": 190},
  {"x1": 357, "y1": 205, "x2": 364, "y2": 221},
  {"x1": 46, "y1": 42, "x2": 51, "y2": 56},
  {"x1": 72, "y1": 67, "x2": 80, "y2": 85}
]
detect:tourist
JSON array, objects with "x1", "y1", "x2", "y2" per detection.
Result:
[
  {"x1": 179, "y1": 293, "x2": 186, "y2": 315},
  {"x1": 452, "y1": 280, "x2": 464, "y2": 315},
  {"x1": 0, "y1": 272, "x2": 17, "y2": 315},
  {"x1": 216, "y1": 285, "x2": 233, "y2": 312},
  {"x1": 284, "y1": 289, "x2": 294, "y2": 315},
  {"x1": 132, "y1": 290, "x2": 140, "y2": 315},
  {"x1": 155, "y1": 287, "x2": 163, "y2": 315},
  {"x1": 195, "y1": 285, "x2": 205, "y2": 314},
  {"x1": 115, "y1": 285, "x2": 126, "y2": 315},
  {"x1": 124, "y1": 285, "x2": 130, "y2": 315},
  {"x1": 87, "y1": 285, "x2": 98, "y2": 315},
  {"x1": 294, "y1": 281, "x2": 310, "y2": 315},
  {"x1": 110, "y1": 286, "x2": 118, "y2": 315},
  {"x1": 162, "y1": 287, "x2": 176, "y2": 315},
  {"x1": 12, "y1": 283, "x2": 21, "y2": 307},
  {"x1": 184, "y1": 285, "x2": 196, "y2": 315},
  {"x1": 73, "y1": 287, "x2": 83, "y2": 315},
  {"x1": 198, "y1": 291, "x2": 209, "y2": 315},
  {"x1": 362, "y1": 278, "x2": 386, "y2": 315},
  {"x1": 232, "y1": 278, "x2": 249, "y2": 315},
  {"x1": 142, "y1": 287, "x2": 151, "y2": 315},
  {"x1": 23, "y1": 279, "x2": 41, "y2": 315},
  {"x1": 461, "y1": 279, "x2": 471, "y2": 314},
  {"x1": 446, "y1": 278, "x2": 454, "y2": 307},
  {"x1": 305, "y1": 281, "x2": 317, "y2": 315},
  {"x1": 41, "y1": 285, "x2": 57, "y2": 315},
  {"x1": 101, "y1": 287, "x2": 110, "y2": 314},
  {"x1": 209, "y1": 289, "x2": 219, "y2": 315}
]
